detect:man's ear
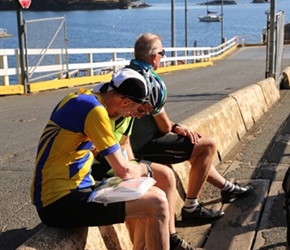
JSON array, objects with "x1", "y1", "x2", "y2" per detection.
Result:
[
  {"x1": 120, "y1": 96, "x2": 132, "y2": 106},
  {"x1": 151, "y1": 54, "x2": 157, "y2": 65}
]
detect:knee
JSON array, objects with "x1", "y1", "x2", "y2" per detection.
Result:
[
  {"x1": 168, "y1": 168, "x2": 176, "y2": 185},
  {"x1": 162, "y1": 167, "x2": 176, "y2": 187},
  {"x1": 207, "y1": 136, "x2": 217, "y2": 151},
  {"x1": 147, "y1": 188, "x2": 169, "y2": 219},
  {"x1": 151, "y1": 163, "x2": 176, "y2": 188},
  {"x1": 198, "y1": 136, "x2": 217, "y2": 152},
  {"x1": 189, "y1": 136, "x2": 217, "y2": 162}
]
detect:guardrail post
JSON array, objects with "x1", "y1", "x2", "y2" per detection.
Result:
[
  {"x1": 16, "y1": 49, "x2": 22, "y2": 85},
  {"x1": 184, "y1": 51, "x2": 187, "y2": 65},
  {"x1": 193, "y1": 41, "x2": 197, "y2": 63},
  {"x1": 113, "y1": 52, "x2": 117, "y2": 72},
  {"x1": 56, "y1": 54, "x2": 63, "y2": 79},
  {"x1": 0, "y1": 54, "x2": 9, "y2": 86},
  {"x1": 87, "y1": 53, "x2": 93, "y2": 76},
  {"x1": 172, "y1": 50, "x2": 178, "y2": 66}
]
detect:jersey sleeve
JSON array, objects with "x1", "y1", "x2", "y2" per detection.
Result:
[{"x1": 84, "y1": 105, "x2": 120, "y2": 157}]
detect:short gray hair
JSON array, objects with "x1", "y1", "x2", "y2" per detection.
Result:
[{"x1": 134, "y1": 33, "x2": 162, "y2": 63}]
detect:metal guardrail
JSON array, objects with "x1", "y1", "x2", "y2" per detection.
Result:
[{"x1": 0, "y1": 36, "x2": 238, "y2": 86}]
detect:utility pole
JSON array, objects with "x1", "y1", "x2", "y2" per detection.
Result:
[
  {"x1": 16, "y1": 0, "x2": 31, "y2": 93},
  {"x1": 220, "y1": 0, "x2": 224, "y2": 44},
  {"x1": 268, "y1": 0, "x2": 276, "y2": 78},
  {"x1": 16, "y1": 4, "x2": 27, "y2": 93},
  {"x1": 185, "y1": 0, "x2": 188, "y2": 48},
  {"x1": 171, "y1": 0, "x2": 176, "y2": 61}
]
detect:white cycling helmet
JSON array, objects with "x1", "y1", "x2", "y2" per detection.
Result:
[
  {"x1": 125, "y1": 64, "x2": 167, "y2": 113},
  {"x1": 146, "y1": 70, "x2": 167, "y2": 113}
]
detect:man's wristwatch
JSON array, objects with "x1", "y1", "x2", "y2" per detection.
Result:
[{"x1": 171, "y1": 123, "x2": 181, "y2": 132}]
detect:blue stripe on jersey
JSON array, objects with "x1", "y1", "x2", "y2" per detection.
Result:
[
  {"x1": 69, "y1": 152, "x2": 90, "y2": 179},
  {"x1": 33, "y1": 135, "x2": 57, "y2": 209},
  {"x1": 51, "y1": 94, "x2": 98, "y2": 133},
  {"x1": 99, "y1": 143, "x2": 120, "y2": 158},
  {"x1": 36, "y1": 124, "x2": 59, "y2": 155},
  {"x1": 76, "y1": 140, "x2": 93, "y2": 151},
  {"x1": 78, "y1": 171, "x2": 94, "y2": 190}
]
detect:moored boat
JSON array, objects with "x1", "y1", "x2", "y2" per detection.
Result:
[
  {"x1": 198, "y1": 2, "x2": 222, "y2": 22},
  {"x1": 198, "y1": 14, "x2": 222, "y2": 22},
  {"x1": 0, "y1": 28, "x2": 13, "y2": 39}
]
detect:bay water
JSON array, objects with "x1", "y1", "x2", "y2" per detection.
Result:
[{"x1": 0, "y1": 0, "x2": 289, "y2": 50}]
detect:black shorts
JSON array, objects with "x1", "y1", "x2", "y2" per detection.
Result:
[
  {"x1": 134, "y1": 133, "x2": 194, "y2": 164},
  {"x1": 38, "y1": 188, "x2": 125, "y2": 227},
  {"x1": 91, "y1": 162, "x2": 112, "y2": 181}
]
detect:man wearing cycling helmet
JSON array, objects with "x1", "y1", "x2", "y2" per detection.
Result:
[
  {"x1": 31, "y1": 67, "x2": 171, "y2": 250},
  {"x1": 90, "y1": 34, "x2": 253, "y2": 250},
  {"x1": 92, "y1": 74, "x2": 195, "y2": 250},
  {"x1": 128, "y1": 33, "x2": 254, "y2": 222}
]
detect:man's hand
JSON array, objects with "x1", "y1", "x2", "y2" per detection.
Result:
[
  {"x1": 173, "y1": 125, "x2": 202, "y2": 144},
  {"x1": 90, "y1": 145, "x2": 99, "y2": 158}
]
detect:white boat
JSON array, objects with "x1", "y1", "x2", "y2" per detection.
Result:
[
  {"x1": 198, "y1": 14, "x2": 222, "y2": 22},
  {"x1": 198, "y1": 1, "x2": 221, "y2": 22},
  {"x1": 0, "y1": 28, "x2": 13, "y2": 39}
]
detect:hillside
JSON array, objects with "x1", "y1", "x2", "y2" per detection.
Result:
[{"x1": 0, "y1": 0, "x2": 150, "y2": 11}]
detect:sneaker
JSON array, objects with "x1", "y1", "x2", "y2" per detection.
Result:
[
  {"x1": 181, "y1": 203, "x2": 224, "y2": 223},
  {"x1": 221, "y1": 183, "x2": 254, "y2": 203},
  {"x1": 171, "y1": 238, "x2": 203, "y2": 250}
]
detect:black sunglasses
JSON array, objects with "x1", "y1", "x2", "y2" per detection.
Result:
[{"x1": 157, "y1": 49, "x2": 165, "y2": 57}]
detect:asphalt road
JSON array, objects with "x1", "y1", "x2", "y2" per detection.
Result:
[{"x1": 0, "y1": 45, "x2": 289, "y2": 250}]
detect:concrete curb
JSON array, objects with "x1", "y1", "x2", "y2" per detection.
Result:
[
  {"x1": 17, "y1": 225, "x2": 133, "y2": 250},
  {"x1": 171, "y1": 77, "x2": 280, "y2": 224},
  {"x1": 182, "y1": 96, "x2": 246, "y2": 161},
  {"x1": 17, "y1": 77, "x2": 280, "y2": 250}
]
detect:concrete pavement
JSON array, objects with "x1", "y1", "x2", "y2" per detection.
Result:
[{"x1": 0, "y1": 45, "x2": 289, "y2": 249}]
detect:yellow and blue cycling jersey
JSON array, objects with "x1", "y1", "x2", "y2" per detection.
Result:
[{"x1": 31, "y1": 89, "x2": 120, "y2": 210}]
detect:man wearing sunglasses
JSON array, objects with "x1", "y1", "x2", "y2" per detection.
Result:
[
  {"x1": 129, "y1": 32, "x2": 254, "y2": 220},
  {"x1": 91, "y1": 33, "x2": 253, "y2": 250}
]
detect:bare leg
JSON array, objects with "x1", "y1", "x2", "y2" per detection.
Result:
[
  {"x1": 126, "y1": 163, "x2": 176, "y2": 246},
  {"x1": 206, "y1": 164, "x2": 226, "y2": 189},
  {"x1": 151, "y1": 162, "x2": 176, "y2": 234},
  {"x1": 181, "y1": 136, "x2": 225, "y2": 223},
  {"x1": 126, "y1": 219, "x2": 146, "y2": 250},
  {"x1": 125, "y1": 186, "x2": 170, "y2": 250},
  {"x1": 186, "y1": 136, "x2": 216, "y2": 198}
]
